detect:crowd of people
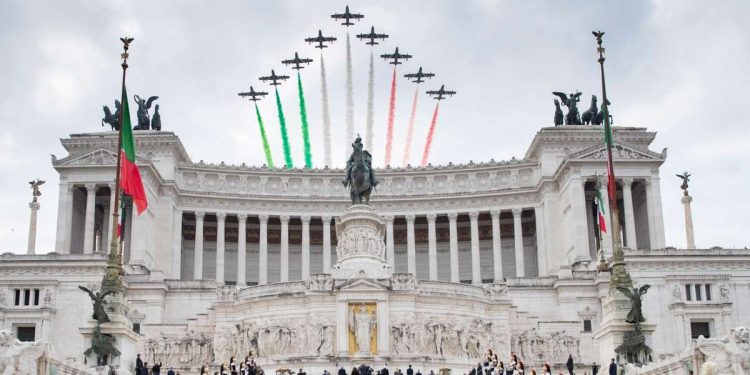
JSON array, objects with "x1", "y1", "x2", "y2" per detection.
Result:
[{"x1": 134, "y1": 349, "x2": 620, "y2": 375}]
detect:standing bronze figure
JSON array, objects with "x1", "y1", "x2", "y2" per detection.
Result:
[
  {"x1": 29, "y1": 179, "x2": 45, "y2": 202},
  {"x1": 616, "y1": 285, "x2": 651, "y2": 324},
  {"x1": 133, "y1": 95, "x2": 159, "y2": 130},
  {"x1": 676, "y1": 172, "x2": 691, "y2": 193},
  {"x1": 552, "y1": 91, "x2": 583, "y2": 125},
  {"x1": 78, "y1": 286, "x2": 115, "y2": 324},
  {"x1": 343, "y1": 135, "x2": 378, "y2": 205}
]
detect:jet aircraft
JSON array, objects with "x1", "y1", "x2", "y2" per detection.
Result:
[
  {"x1": 356, "y1": 26, "x2": 388, "y2": 45},
  {"x1": 426, "y1": 84, "x2": 456, "y2": 100},
  {"x1": 238, "y1": 86, "x2": 268, "y2": 102},
  {"x1": 259, "y1": 70, "x2": 289, "y2": 86},
  {"x1": 304, "y1": 30, "x2": 337, "y2": 49},
  {"x1": 331, "y1": 5, "x2": 363, "y2": 26},
  {"x1": 282, "y1": 52, "x2": 313, "y2": 70},
  {"x1": 404, "y1": 67, "x2": 435, "y2": 84},
  {"x1": 380, "y1": 47, "x2": 412, "y2": 65}
]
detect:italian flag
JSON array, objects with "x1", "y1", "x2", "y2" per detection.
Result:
[
  {"x1": 119, "y1": 86, "x2": 148, "y2": 214},
  {"x1": 595, "y1": 188, "x2": 607, "y2": 233},
  {"x1": 602, "y1": 105, "x2": 617, "y2": 202}
]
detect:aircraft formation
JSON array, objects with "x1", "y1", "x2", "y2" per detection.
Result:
[{"x1": 238, "y1": 5, "x2": 456, "y2": 169}]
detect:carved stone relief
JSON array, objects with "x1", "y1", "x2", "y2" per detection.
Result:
[
  {"x1": 144, "y1": 331, "x2": 214, "y2": 367},
  {"x1": 510, "y1": 329, "x2": 580, "y2": 365}
]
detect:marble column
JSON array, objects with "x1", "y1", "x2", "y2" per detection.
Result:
[
  {"x1": 650, "y1": 176, "x2": 666, "y2": 248},
  {"x1": 386, "y1": 216, "x2": 395, "y2": 269},
  {"x1": 280, "y1": 215, "x2": 290, "y2": 282},
  {"x1": 448, "y1": 213, "x2": 459, "y2": 283},
  {"x1": 621, "y1": 178, "x2": 638, "y2": 249},
  {"x1": 27, "y1": 201, "x2": 40, "y2": 254},
  {"x1": 491, "y1": 210, "x2": 503, "y2": 282},
  {"x1": 215, "y1": 213, "x2": 226, "y2": 284},
  {"x1": 106, "y1": 185, "x2": 117, "y2": 252},
  {"x1": 172, "y1": 209, "x2": 182, "y2": 279},
  {"x1": 63, "y1": 185, "x2": 75, "y2": 254},
  {"x1": 682, "y1": 194, "x2": 696, "y2": 249},
  {"x1": 54, "y1": 182, "x2": 71, "y2": 254},
  {"x1": 258, "y1": 215, "x2": 269, "y2": 285},
  {"x1": 572, "y1": 178, "x2": 592, "y2": 262},
  {"x1": 194, "y1": 211, "x2": 205, "y2": 280},
  {"x1": 513, "y1": 208, "x2": 525, "y2": 277},
  {"x1": 469, "y1": 211, "x2": 481, "y2": 284},
  {"x1": 301, "y1": 216, "x2": 311, "y2": 280},
  {"x1": 322, "y1": 216, "x2": 332, "y2": 272},
  {"x1": 534, "y1": 205, "x2": 547, "y2": 277},
  {"x1": 237, "y1": 214, "x2": 247, "y2": 286},
  {"x1": 406, "y1": 215, "x2": 416, "y2": 275},
  {"x1": 100, "y1": 206, "x2": 109, "y2": 252},
  {"x1": 83, "y1": 184, "x2": 97, "y2": 254},
  {"x1": 599, "y1": 179, "x2": 613, "y2": 256},
  {"x1": 427, "y1": 214, "x2": 438, "y2": 281}
]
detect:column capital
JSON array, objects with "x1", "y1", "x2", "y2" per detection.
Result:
[
  {"x1": 426, "y1": 213, "x2": 437, "y2": 222},
  {"x1": 447, "y1": 212, "x2": 458, "y2": 221},
  {"x1": 384, "y1": 215, "x2": 394, "y2": 224},
  {"x1": 469, "y1": 211, "x2": 479, "y2": 220},
  {"x1": 67, "y1": 184, "x2": 77, "y2": 192},
  {"x1": 85, "y1": 183, "x2": 98, "y2": 192},
  {"x1": 301, "y1": 215, "x2": 311, "y2": 224},
  {"x1": 643, "y1": 178, "x2": 652, "y2": 187},
  {"x1": 259, "y1": 214, "x2": 269, "y2": 223},
  {"x1": 490, "y1": 209, "x2": 501, "y2": 219},
  {"x1": 237, "y1": 213, "x2": 248, "y2": 222},
  {"x1": 621, "y1": 177, "x2": 634, "y2": 186},
  {"x1": 405, "y1": 214, "x2": 416, "y2": 222},
  {"x1": 279, "y1": 215, "x2": 290, "y2": 224},
  {"x1": 195, "y1": 211, "x2": 206, "y2": 220},
  {"x1": 512, "y1": 208, "x2": 523, "y2": 217},
  {"x1": 216, "y1": 212, "x2": 227, "y2": 221},
  {"x1": 322, "y1": 215, "x2": 332, "y2": 223},
  {"x1": 108, "y1": 183, "x2": 117, "y2": 191}
]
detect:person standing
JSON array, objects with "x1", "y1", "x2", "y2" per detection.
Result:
[
  {"x1": 566, "y1": 355, "x2": 574, "y2": 375},
  {"x1": 407, "y1": 365, "x2": 414, "y2": 375},
  {"x1": 608, "y1": 359, "x2": 617, "y2": 375},
  {"x1": 152, "y1": 361, "x2": 162, "y2": 375},
  {"x1": 339, "y1": 366, "x2": 347, "y2": 375},
  {"x1": 167, "y1": 367, "x2": 176, "y2": 375},
  {"x1": 591, "y1": 363, "x2": 598, "y2": 375},
  {"x1": 416, "y1": 369, "x2": 422, "y2": 375},
  {"x1": 136, "y1": 354, "x2": 145, "y2": 375},
  {"x1": 382, "y1": 365, "x2": 390, "y2": 375}
]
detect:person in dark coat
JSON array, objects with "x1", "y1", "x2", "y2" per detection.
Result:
[
  {"x1": 381, "y1": 366, "x2": 390, "y2": 375},
  {"x1": 415, "y1": 370, "x2": 422, "y2": 375},
  {"x1": 608, "y1": 359, "x2": 617, "y2": 375},
  {"x1": 591, "y1": 362, "x2": 598, "y2": 375},
  {"x1": 339, "y1": 367, "x2": 347, "y2": 375},
  {"x1": 566, "y1": 355, "x2": 574, "y2": 375},
  {"x1": 168, "y1": 367, "x2": 176, "y2": 375},
  {"x1": 152, "y1": 361, "x2": 162, "y2": 375},
  {"x1": 136, "y1": 354, "x2": 145, "y2": 375},
  {"x1": 352, "y1": 367, "x2": 360, "y2": 375}
]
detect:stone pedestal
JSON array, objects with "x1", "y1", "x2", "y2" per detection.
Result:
[
  {"x1": 27, "y1": 201, "x2": 40, "y2": 254},
  {"x1": 681, "y1": 194, "x2": 695, "y2": 249},
  {"x1": 79, "y1": 295, "x2": 139, "y2": 375},
  {"x1": 331, "y1": 205, "x2": 392, "y2": 279}
]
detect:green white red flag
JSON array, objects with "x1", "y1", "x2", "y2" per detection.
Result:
[
  {"x1": 595, "y1": 188, "x2": 607, "y2": 233},
  {"x1": 602, "y1": 105, "x2": 617, "y2": 202},
  {"x1": 119, "y1": 86, "x2": 148, "y2": 214}
]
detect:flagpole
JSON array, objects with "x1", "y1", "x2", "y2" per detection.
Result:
[
  {"x1": 102, "y1": 37, "x2": 133, "y2": 295},
  {"x1": 593, "y1": 31, "x2": 631, "y2": 289}
]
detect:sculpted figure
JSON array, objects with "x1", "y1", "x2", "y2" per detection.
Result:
[
  {"x1": 552, "y1": 91, "x2": 583, "y2": 125},
  {"x1": 676, "y1": 171, "x2": 691, "y2": 193},
  {"x1": 0, "y1": 330, "x2": 48, "y2": 375},
  {"x1": 553, "y1": 99, "x2": 564, "y2": 126},
  {"x1": 133, "y1": 94, "x2": 159, "y2": 130},
  {"x1": 343, "y1": 135, "x2": 378, "y2": 205},
  {"x1": 349, "y1": 303, "x2": 376, "y2": 354},
  {"x1": 102, "y1": 99, "x2": 121, "y2": 131},
  {"x1": 697, "y1": 326, "x2": 750, "y2": 375},
  {"x1": 581, "y1": 95, "x2": 598, "y2": 125},
  {"x1": 78, "y1": 286, "x2": 115, "y2": 324},
  {"x1": 616, "y1": 284, "x2": 651, "y2": 324}
]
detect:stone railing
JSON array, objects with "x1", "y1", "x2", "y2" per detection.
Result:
[{"x1": 237, "y1": 281, "x2": 308, "y2": 300}]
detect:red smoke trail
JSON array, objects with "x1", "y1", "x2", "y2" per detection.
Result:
[
  {"x1": 420, "y1": 103, "x2": 440, "y2": 166},
  {"x1": 384, "y1": 66, "x2": 397, "y2": 166},
  {"x1": 401, "y1": 85, "x2": 419, "y2": 166}
]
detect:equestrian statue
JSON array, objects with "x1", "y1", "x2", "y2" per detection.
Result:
[{"x1": 343, "y1": 135, "x2": 378, "y2": 205}]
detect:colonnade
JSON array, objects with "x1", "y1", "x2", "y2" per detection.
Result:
[{"x1": 180, "y1": 207, "x2": 543, "y2": 285}]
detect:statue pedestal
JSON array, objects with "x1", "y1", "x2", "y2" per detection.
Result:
[
  {"x1": 79, "y1": 295, "x2": 139, "y2": 375},
  {"x1": 331, "y1": 205, "x2": 392, "y2": 279}
]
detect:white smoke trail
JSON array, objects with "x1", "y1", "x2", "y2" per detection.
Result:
[
  {"x1": 345, "y1": 32, "x2": 354, "y2": 159},
  {"x1": 366, "y1": 50, "x2": 374, "y2": 151},
  {"x1": 320, "y1": 52, "x2": 332, "y2": 167}
]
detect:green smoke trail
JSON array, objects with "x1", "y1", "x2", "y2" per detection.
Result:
[
  {"x1": 254, "y1": 103, "x2": 274, "y2": 168},
  {"x1": 297, "y1": 72, "x2": 312, "y2": 168},
  {"x1": 274, "y1": 87, "x2": 293, "y2": 168}
]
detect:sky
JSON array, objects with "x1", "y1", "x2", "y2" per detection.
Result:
[{"x1": 1, "y1": 0, "x2": 749, "y2": 253}]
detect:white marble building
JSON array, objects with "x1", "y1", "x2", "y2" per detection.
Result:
[{"x1": 1, "y1": 125, "x2": 748, "y2": 374}]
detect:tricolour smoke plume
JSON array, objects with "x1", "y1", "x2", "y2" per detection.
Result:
[
  {"x1": 254, "y1": 103, "x2": 274, "y2": 168},
  {"x1": 402, "y1": 85, "x2": 419, "y2": 166},
  {"x1": 274, "y1": 87, "x2": 293, "y2": 168},
  {"x1": 320, "y1": 53, "x2": 332, "y2": 167},
  {"x1": 384, "y1": 66, "x2": 397, "y2": 166},
  {"x1": 421, "y1": 103, "x2": 440, "y2": 166},
  {"x1": 297, "y1": 72, "x2": 312, "y2": 168}
]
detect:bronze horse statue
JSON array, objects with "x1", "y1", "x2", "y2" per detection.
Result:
[
  {"x1": 581, "y1": 95, "x2": 598, "y2": 125},
  {"x1": 343, "y1": 135, "x2": 378, "y2": 205}
]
